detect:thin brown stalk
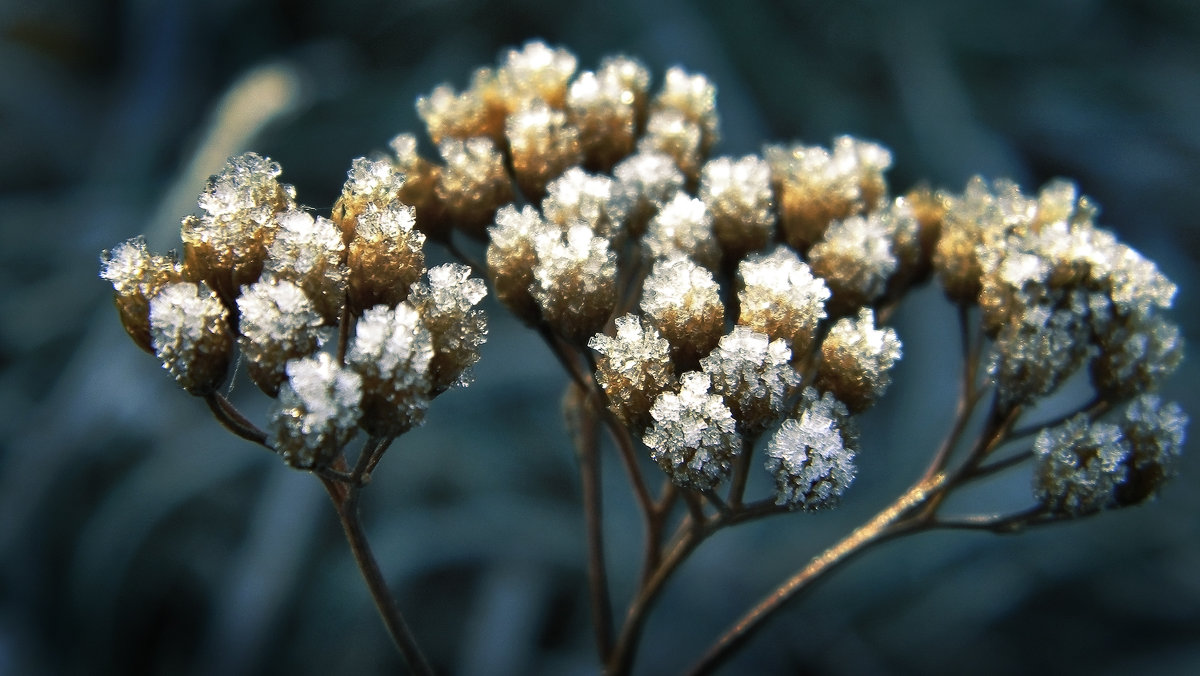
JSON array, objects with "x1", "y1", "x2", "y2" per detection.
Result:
[{"x1": 204, "y1": 392, "x2": 270, "y2": 448}]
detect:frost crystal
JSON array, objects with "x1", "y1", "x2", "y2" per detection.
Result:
[
  {"x1": 346, "y1": 303, "x2": 434, "y2": 435},
  {"x1": 589, "y1": 314, "x2": 677, "y2": 432},
  {"x1": 612, "y1": 151, "x2": 686, "y2": 237},
  {"x1": 643, "y1": 372, "x2": 740, "y2": 491},
  {"x1": 149, "y1": 282, "x2": 232, "y2": 395},
  {"x1": 542, "y1": 167, "x2": 628, "y2": 240},
  {"x1": 737, "y1": 246, "x2": 830, "y2": 357},
  {"x1": 347, "y1": 201, "x2": 426, "y2": 313},
  {"x1": 701, "y1": 327, "x2": 798, "y2": 434},
  {"x1": 808, "y1": 212, "x2": 898, "y2": 312},
  {"x1": 497, "y1": 40, "x2": 578, "y2": 108},
  {"x1": 699, "y1": 155, "x2": 776, "y2": 260},
  {"x1": 334, "y1": 157, "x2": 406, "y2": 240},
  {"x1": 270, "y1": 352, "x2": 362, "y2": 469},
  {"x1": 408, "y1": 263, "x2": 488, "y2": 393},
  {"x1": 237, "y1": 279, "x2": 328, "y2": 396},
  {"x1": 264, "y1": 209, "x2": 347, "y2": 322},
  {"x1": 640, "y1": 255, "x2": 725, "y2": 366},
  {"x1": 815, "y1": 308, "x2": 901, "y2": 412},
  {"x1": 101, "y1": 236, "x2": 183, "y2": 352},
  {"x1": 1033, "y1": 415, "x2": 1130, "y2": 516},
  {"x1": 532, "y1": 225, "x2": 617, "y2": 342},
  {"x1": 765, "y1": 388, "x2": 858, "y2": 510},
  {"x1": 643, "y1": 192, "x2": 721, "y2": 269}
]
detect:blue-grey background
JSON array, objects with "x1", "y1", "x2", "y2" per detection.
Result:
[{"x1": 1, "y1": 0, "x2": 1197, "y2": 673}]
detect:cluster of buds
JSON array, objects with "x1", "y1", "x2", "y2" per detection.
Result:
[{"x1": 102, "y1": 153, "x2": 488, "y2": 469}]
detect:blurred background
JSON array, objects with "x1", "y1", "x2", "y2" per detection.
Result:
[{"x1": 1, "y1": 0, "x2": 1197, "y2": 673}]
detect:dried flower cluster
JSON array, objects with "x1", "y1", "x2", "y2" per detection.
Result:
[{"x1": 102, "y1": 152, "x2": 488, "y2": 469}]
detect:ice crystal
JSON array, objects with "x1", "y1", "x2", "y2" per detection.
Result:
[
  {"x1": 264, "y1": 208, "x2": 347, "y2": 322},
  {"x1": 737, "y1": 246, "x2": 830, "y2": 357},
  {"x1": 589, "y1": 314, "x2": 677, "y2": 432},
  {"x1": 346, "y1": 303, "x2": 434, "y2": 435},
  {"x1": 333, "y1": 157, "x2": 407, "y2": 240},
  {"x1": 765, "y1": 388, "x2": 858, "y2": 510},
  {"x1": 408, "y1": 263, "x2": 488, "y2": 392},
  {"x1": 816, "y1": 308, "x2": 901, "y2": 412},
  {"x1": 643, "y1": 192, "x2": 720, "y2": 270},
  {"x1": 643, "y1": 371, "x2": 740, "y2": 491},
  {"x1": 270, "y1": 352, "x2": 361, "y2": 469},
  {"x1": 149, "y1": 282, "x2": 232, "y2": 395},
  {"x1": 1033, "y1": 415, "x2": 1129, "y2": 516},
  {"x1": 237, "y1": 279, "x2": 328, "y2": 396},
  {"x1": 640, "y1": 254, "x2": 724, "y2": 366},
  {"x1": 699, "y1": 154, "x2": 775, "y2": 260},
  {"x1": 532, "y1": 224, "x2": 617, "y2": 342},
  {"x1": 701, "y1": 327, "x2": 798, "y2": 434}
]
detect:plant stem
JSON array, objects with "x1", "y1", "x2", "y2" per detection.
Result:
[
  {"x1": 320, "y1": 477, "x2": 435, "y2": 676},
  {"x1": 687, "y1": 472, "x2": 948, "y2": 675},
  {"x1": 570, "y1": 384, "x2": 615, "y2": 660}
]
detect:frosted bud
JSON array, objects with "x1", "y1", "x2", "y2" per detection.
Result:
[
  {"x1": 182, "y1": 152, "x2": 295, "y2": 304},
  {"x1": 487, "y1": 205, "x2": 555, "y2": 323},
  {"x1": 567, "y1": 65, "x2": 641, "y2": 171},
  {"x1": 765, "y1": 387, "x2": 858, "y2": 510},
  {"x1": 1091, "y1": 313, "x2": 1184, "y2": 399},
  {"x1": 612, "y1": 151, "x2": 686, "y2": 238},
  {"x1": 652, "y1": 67, "x2": 719, "y2": 156},
  {"x1": 589, "y1": 314, "x2": 677, "y2": 432},
  {"x1": 100, "y1": 236, "x2": 183, "y2": 352},
  {"x1": 638, "y1": 108, "x2": 705, "y2": 184},
  {"x1": 389, "y1": 133, "x2": 444, "y2": 235},
  {"x1": 270, "y1": 352, "x2": 361, "y2": 469},
  {"x1": 831, "y1": 135, "x2": 892, "y2": 209},
  {"x1": 989, "y1": 295, "x2": 1091, "y2": 408},
  {"x1": 640, "y1": 255, "x2": 725, "y2": 367},
  {"x1": 1032, "y1": 415, "x2": 1129, "y2": 516},
  {"x1": 435, "y1": 137, "x2": 514, "y2": 238},
  {"x1": 416, "y1": 66, "x2": 506, "y2": 145},
  {"x1": 346, "y1": 303, "x2": 434, "y2": 436},
  {"x1": 346, "y1": 202, "x2": 426, "y2": 314},
  {"x1": 496, "y1": 40, "x2": 577, "y2": 109},
  {"x1": 932, "y1": 176, "x2": 1007, "y2": 303},
  {"x1": 1116, "y1": 394, "x2": 1188, "y2": 506},
  {"x1": 332, "y1": 157, "x2": 406, "y2": 243},
  {"x1": 808, "y1": 212, "x2": 898, "y2": 314},
  {"x1": 737, "y1": 246, "x2": 830, "y2": 358},
  {"x1": 764, "y1": 139, "x2": 873, "y2": 252},
  {"x1": 643, "y1": 371, "x2": 740, "y2": 491},
  {"x1": 408, "y1": 263, "x2": 488, "y2": 393},
  {"x1": 532, "y1": 225, "x2": 617, "y2": 343},
  {"x1": 643, "y1": 192, "x2": 721, "y2": 270},
  {"x1": 506, "y1": 100, "x2": 582, "y2": 202},
  {"x1": 815, "y1": 308, "x2": 901, "y2": 412},
  {"x1": 699, "y1": 155, "x2": 776, "y2": 261},
  {"x1": 264, "y1": 209, "x2": 347, "y2": 322},
  {"x1": 237, "y1": 279, "x2": 328, "y2": 396},
  {"x1": 598, "y1": 55, "x2": 651, "y2": 127},
  {"x1": 542, "y1": 167, "x2": 627, "y2": 240},
  {"x1": 149, "y1": 282, "x2": 233, "y2": 395},
  {"x1": 701, "y1": 327, "x2": 798, "y2": 434}
]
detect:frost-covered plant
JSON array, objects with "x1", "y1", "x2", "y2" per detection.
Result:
[{"x1": 102, "y1": 40, "x2": 1186, "y2": 676}]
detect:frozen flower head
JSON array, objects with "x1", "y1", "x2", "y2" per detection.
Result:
[
  {"x1": 263, "y1": 209, "x2": 347, "y2": 322},
  {"x1": 640, "y1": 254, "x2": 725, "y2": 367},
  {"x1": 542, "y1": 167, "x2": 628, "y2": 241},
  {"x1": 1116, "y1": 394, "x2": 1188, "y2": 506},
  {"x1": 101, "y1": 236, "x2": 184, "y2": 353},
  {"x1": 765, "y1": 137, "x2": 890, "y2": 252},
  {"x1": 566, "y1": 57, "x2": 648, "y2": 170},
  {"x1": 808, "y1": 212, "x2": 899, "y2": 314},
  {"x1": 417, "y1": 76, "x2": 495, "y2": 145},
  {"x1": 990, "y1": 295, "x2": 1093, "y2": 409},
  {"x1": 506, "y1": 100, "x2": 582, "y2": 202},
  {"x1": 643, "y1": 371, "x2": 740, "y2": 491},
  {"x1": 270, "y1": 352, "x2": 361, "y2": 469},
  {"x1": 589, "y1": 314, "x2": 677, "y2": 433},
  {"x1": 701, "y1": 327, "x2": 799, "y2": 434},
  {"x1": 638, "y1": 108, "x2": 705, "y2": 184},
  {"x1": 653, "y1": 67, "x2": 719, "y2": 157},
  {"x1": 612, "y1": 151, "x2": 686, "y2": 238},
  {"x1": 1033, "y1": 415, "x2": 1130, "y2": 516},
  {"x1": 182, "y1": 152, "x2": 296, "y2": 304},
  {"x1": 932, "y1": 176, "x2": 1012, "y2": 303},
  {"x1": 532, "y1": 225, "x2": 617, "y2": 343},
  {"x1": 346, "y1": 303, "x2": 434, "y2": 436},
  {"x1": 699, "y1": 155, "x2": 776, "y2": 261},
  {"x1": 389, "y1": 133, "x2": 444, "y2": 234},
  {"x1": 435, "y1": 136, "x2": 514, "y2": 238},
  {"x1": 346, "y1": 201, "x2": 426, "y2": 314},
  {"x1": 765, "y1": 387, "x2": 859, "y2": 510},
  {"x1": 149, "y1": 282, "x2": 233, "y2": 395},
  {"x1": 497, "y1": 40, "x2": 578, "y2": 109},
  {"x1": 1091, "y1": 312, "x2": 1183, "y2": 400},
  {"x1": 237, "y1": 279, "x2": 328, "y2": 397},
  {"x1": 487, "y1": 205, "x2": 554, "y2": 323},
  {"x1": 408, "y1": 263, "x2": 489, "y2": 393},
  {"x1": 737, "y1": 246, "x2": 830, "y2": 358},
  {"x1": 815, "y1": 308, "x2": 901, "y2": 413},
  {"x1": 644, "y1": 192, "x2": 721, "y2": 270},
  {"x1": 332, "y1": 157, "x2": 407, "y2": 243}
]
